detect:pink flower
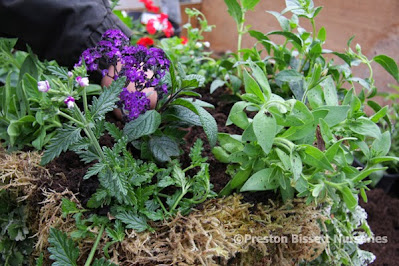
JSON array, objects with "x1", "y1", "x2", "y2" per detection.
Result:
[
  {"x1": 76, "y1": 76, "x2": 89, "y2": 87},
  {"x1": 37, "y1": 80, "x2": 50, "y2": 92},
  {"x1": 64, "y1": 96, "x2": 75, "y2": 109}
]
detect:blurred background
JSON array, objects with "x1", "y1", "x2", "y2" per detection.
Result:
[{"x1": 116, "y1": 0, "x2": 399, "y2": 101}]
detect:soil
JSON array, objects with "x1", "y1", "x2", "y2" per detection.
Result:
[{"x1": 360, "y1": 189, "x2": 399, "y2": 266}]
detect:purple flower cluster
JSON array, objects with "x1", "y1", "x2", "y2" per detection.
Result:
[
  {"x1": 75, "y1": 29, "x2": 170, "y2": 120},
  {"x1": 120, "y1": 88, "x2": 151, "y2": 120}
]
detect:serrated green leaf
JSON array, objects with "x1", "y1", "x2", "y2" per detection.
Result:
[
  {"x1": 123, "y1": 110, "x2": 161, "y2": 141},
  {"x1": 89, "y1": 77, "x2": 125, "y2": 121},
  {"x1": 61, "y1": 198, "x2": 82, "y2": 216},
  {"x1": 48, "y1": 228, "x2": 79, "y2": 266},
  {"x1": 41, "y1": 125, "x2": 82, "y2": 165},
  {"x1": 84, "y1": 163, "x2": 105, "y2": 180},
  {"x1": 104, "y1": 122, "x2": 123, "y2": 140},
  {"x1": 115, "y1": 212, "x2": 149, "y2": 232}
]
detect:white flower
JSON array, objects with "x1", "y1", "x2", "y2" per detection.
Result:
[
  {"x1": 64, "y1": 96, "x2": 75, "y2": 109},
  {"x1": 67, "y1": 71, "x2": 73, "y2": 78},
  {"x1": 204, "y1": 41, "x2": 210, "y2": 48},
  {"x1": 76, "y1": 76, "x2": 89, "y2": 87},
  {"x1": 195, "y1": 42, "x2": 202, "y2": 48},
  {"x1": 37, "y1": 80, "x2": 50, "y2": 92}
]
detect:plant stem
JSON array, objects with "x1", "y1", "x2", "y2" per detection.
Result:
[
  {"x1": 84, "y1": 224, "x2": 105, "y2": 266},
  {"x1": 311, "y1": 18, "x2": 316, "y2": 40},
  {"x1": 237, "y1": 12, "x2": 246, "y2": 79},
  {"x1": 83, "y1": 87, "x2": 88, "y2": 115},
  {"x1": 58, "y1": 110, "x2": 85, "y2": 127},
  {"x1": 169, "y1": 189, "x2": 187, "y2": 214}
]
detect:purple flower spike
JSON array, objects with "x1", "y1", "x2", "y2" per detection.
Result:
[
  {"x1": 64, "y1": 96, "x2": 75, "y2": 109},
  {"x1": 38, "y1": 80, "x2": 50, "y2": 92},
  {"x1": 76, "y1": 76, "x2": 89, "y2": 87}
]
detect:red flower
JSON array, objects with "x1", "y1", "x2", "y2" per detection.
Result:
[
  {"x1": 146, "y1": 19, "x2": 157, "y2": 35},
  {"x1": 163, "y1": 21, "x2": 174, "y2": 38},
  {"x1": 137, "y1": 37, "x2": 154, "y2": 47},
  {"x1": 139, "y1": 0, "x2": 159, "y2": 13},
  {"x1": 181, "y1": 36, "x2": 188, "y2": 45}
]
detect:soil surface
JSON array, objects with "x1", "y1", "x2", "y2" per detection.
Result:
[{"x1": 360, "y1": 189, "x2": 399, "y2": 266}]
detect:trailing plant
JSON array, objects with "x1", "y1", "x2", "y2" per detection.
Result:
[{"x1": 214, "y1": 0, "x2": 399, "y2": 264}]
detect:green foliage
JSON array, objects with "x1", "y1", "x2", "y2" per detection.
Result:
[
  {"x1": 219, "y1": 0, "x2": 398, "y2": 264},
  {"x1": 0, "y1": 190, "x2": 34, "y2": 266},
  {"x1": 48, "y1": 228, "x2": 79, "y2": 266}
]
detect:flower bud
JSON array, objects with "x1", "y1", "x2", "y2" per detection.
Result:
[
  {"x1": 204, "y1": 41, "x2": 210, "y2": 48},
  {"x1": 195, "y1": 42, "x2": 202, "y2": 48},
  {"x1": 67, "y1": 71, "x2": 73, "y2": 78},
  {"x1": 37, "y1": 80, "x2": 50, "y2": 92}
]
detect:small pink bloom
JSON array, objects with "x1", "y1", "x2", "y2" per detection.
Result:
[
  {"x1": 37, "y1": 80, "x2": 50, "y2": 92},
  {"x1": 76, "y1": 76, "x2": 89, "y2": 87},
  {"x1": 64, "y1": 96, "x2": 75, "y2": 109}
]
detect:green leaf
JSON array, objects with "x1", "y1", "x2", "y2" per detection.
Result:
[
  {"x1": 61, "y1": 198, "x2": 82, "y2": 216},
  {"x1": 212, "y1": 147, "x2": 231, "y2": 163},
  {"x1": 48, "y1": 228, "x2": 79, "y2": 266},
  {"x1": 275, "y1": 69, "x2": 303, "y2": 83},
  {"x1": 349, "y1": 117, "x2": 381, "y2": 139},
  {"x1": 320, "y1": 76, "x2": 338, "y2": 106},
  {"x1": 249, "y1": 62, "x2": 271, "y2": 99},
  {"x1": 339, "y1": 186, "x2": 358, "y2": 212},
  {"x1": 316, "y1": 105, "x2": 350, "y2": 127},
  {"x1": 317, "y1": 27, "x2": 326, "y2": 42},
  {"x1": 226, "y1": 101, "x2": 250, "y2": 129},
  {"x1": 149, "y1": 135, "x2": 180, "y2": 162},
  {"x1": 373, "y1": 54, "x2": 399, "y2": 82},
  {"x1": 241, "y1": 168, "x2": 277, "y2": 191},
  {"x1": 123, "y1": 110, "x2": 161, "y2": 141},
  {"x1": 115, "y1": 212, "x2": 149, "y2": 232},
  {"x1": 84, "y1": 163, "x2": 105, "y2": 180},
  {"x1": 243, "y1": 69, "x2": 265, "y2": 102},
  {"x1": 242, "y1": 0, "x2": 260, "y2": 10},
  {"x1": 352, "y1": 167, "x2": 387, "y2": 183},
  {"x1": 291, "y1": 151, "x2": 302, "y2": 181},
  {"x1": 41, "y1": 125, "x2": 82, "y2": 165},
  {"x1": 267, "y1": 31, "x2": 303, "y2": 49},
  {"x1": 172, "y1": 98, "x2": 217, "y2": 146},
  {"x1": 369, "y1": 156, "x2": 399, "y2": 164},
  {"x1": 224, "y1": 0, "x2": 243, "y2": 24},
  {"x1": 104, "y1": 122, "x2": 123, "y2": 140},
  {"x1": 371, "y1": 131, "x2": 391, "y2": 157},
  {"x1": 89, "y1": 77, "x2": 125, "y2": 121},
  {"x1": 253, "y1": 111, "x2": 276, "y2": 155},
  {"x1": 218, "y1": 133, "x2": 244, "y2": 153},
  {"x1": 230, "y1": 167, "x2": 252, "y2": 189},
  {"x1": 267, "y1": 11, "x2": 290, "y2": 31},
  {"x1": 210, "y1": 79, "x2": 225, "y2": 94},
  {"x1": 299, "y1": 144, "x2": 333, "y2": 171}
]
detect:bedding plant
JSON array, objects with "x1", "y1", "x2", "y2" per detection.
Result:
[{"x1": 0, "y1": 0, "x2": 399, "y2": 265}]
